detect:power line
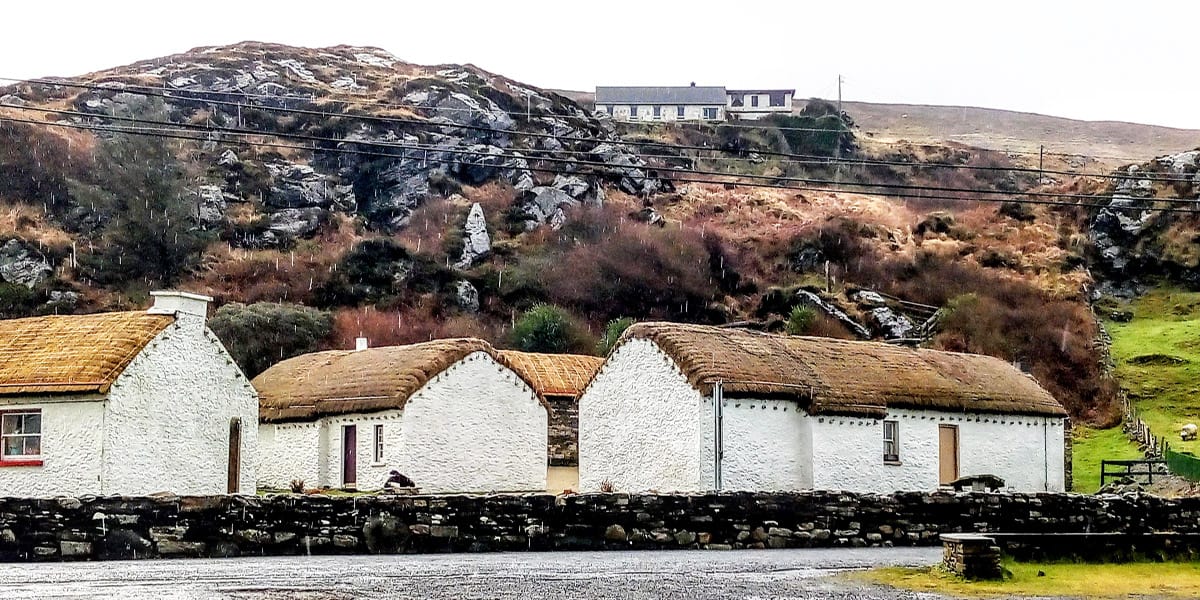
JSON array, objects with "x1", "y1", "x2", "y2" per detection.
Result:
[
  {"x1": 9, "y1": 103, "x2": 1199, "y2": 207},
  {"x1": 4, "y1": 75, "x2": 1181, "y2": 180},
  {"x1": 7, "y1": 113, "x2": 1200, "y2": 215}
]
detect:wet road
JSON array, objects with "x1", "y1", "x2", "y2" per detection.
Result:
[{"x1": 0, "y1": 548, "x2": 944, "y2": 599}]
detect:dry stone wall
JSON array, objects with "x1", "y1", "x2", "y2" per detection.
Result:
[{"x1": 1, "y1": 491, "x2": 1198, "y2": 561}]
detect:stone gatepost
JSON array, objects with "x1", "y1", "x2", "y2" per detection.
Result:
[{"x1": 941, "y1": 534, "x2": 1003, "y2": 580}]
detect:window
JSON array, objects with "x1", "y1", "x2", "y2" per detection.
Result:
[
  {"x1": 629, "y1": 105, "x2": 639, "y2": 117},
  {"x1": 702, "y1": 107, "x2": 718, "y2": 120},
  {"x1": 652, "y1": 105, "x2": 662, "y2": 118},
  {"x1": 730, "y1": 94, "x2": 744, "y2": 107},
  {"x1": 605, "y1": 105, "x2": 613, "y2": 115},
  {"x1": 751, "y1": 95, "x2": 760, "y2": 107},
  {"x1": 883, "y1": 420, "x2": 899, "y2": 463},
  {"x1": 769, "y1": 92, "x2": 787, "y2": 107},
  {"x1": 1, "y1": 410, "x2": 42, "y2": 465},
  {"x1": 677, "y1": 106, "x2": 685, "y2": 118},
  {"x1": 373, "y1": 424, "x2": 384, "y2": 464}
]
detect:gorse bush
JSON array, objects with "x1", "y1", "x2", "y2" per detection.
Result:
[
  {"x1": 209, "y1": 301, "x2": 334, "y2": 378},
  {"x1": 785, "y1": 305, "x2": 816, "y2": 335},
  {"x1": 597, "y1": 317, "x2": 635, "y2": 355},
  {"x1": 511, "y1": 304, "x2": 595, "y2": 354}
]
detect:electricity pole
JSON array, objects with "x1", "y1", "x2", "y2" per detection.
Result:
[{"x1": 834, "y1": 74, "x2": 844, "y2": 182}]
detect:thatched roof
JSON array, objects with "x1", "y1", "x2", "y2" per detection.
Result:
[
  {"x1": 0, "y1": 312, "x2": 175, "y2": 396},
  {"x1": 613, "y1": 322, "x2": 1067, "y2": 418},
  {"x1": 499, "y1": 351, "x2": 604, "y2": 398},
  {"x1": 255, "y1": 338, "x2": 546, "y2": 423}
]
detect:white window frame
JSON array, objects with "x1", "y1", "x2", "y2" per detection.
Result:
[
  {"x1": 676, "y1": 106, "x2": 685, "y2": 118},
  {"x1": 702, "y1": 107, "x2": 718, "y2": 120},
  {"x1": 883, "y1": 420, "x2": 899, "y2": 463},
  {"x1": 751, "y1": 95, "x2": 760, "y2": 107},
  {"x1": 1, "y1": 410, "x2": 42, "y2": 463},
  {"x1": 373, "y1": 423, "x2": 385, "y2": 464}
]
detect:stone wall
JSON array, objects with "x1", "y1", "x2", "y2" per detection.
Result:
[
  {"x1": 1, "y1": 491, "x2": 1198, "y2": 562},
  {"x1": 547, "y1": 395, "x2": 578, "y2": 467}
]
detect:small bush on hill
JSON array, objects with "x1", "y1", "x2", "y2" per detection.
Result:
[
  {"x1": 511, "y1": 304, "x2": 595, "y2": 354},
  {"x1": 0, "y1": 122, "x2": 77, "y2": 212},
  {"x1": 597, "y1": 317, "x2": 635, "y2": 355},
  {"x1": 315, "y1": 238, "x2": 455, "y2": 308},
  {"x1": 785, "y1": 305, "x2": 816, "y2": 335},
  {"x1": 209, "y1": 302, "x2": 334, "y2": 378}
]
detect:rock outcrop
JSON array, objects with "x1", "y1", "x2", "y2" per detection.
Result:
[
  {"x1": 0, "y1": 240, "x2": 52, "y2": 288},
  {"x1": 455, "y1": 203, "x2": 491, "y2": 269}
]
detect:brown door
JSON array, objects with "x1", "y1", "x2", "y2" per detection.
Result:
[
  {"x1": 939, "y1": 424, "x2": 960, "y2": 484},
  {"x1": 227, "y1": 418, "x2": 242, "y2": 493},
  {"x1": 342, "y1": 425, "x2": 358, "y2": 488}
]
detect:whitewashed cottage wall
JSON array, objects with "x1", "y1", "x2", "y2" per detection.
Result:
[
  {"x1": 259, "y1": 352, "x2": 547, "y2": 493},
  {"x1": 104, "y1": 312, "x2": 259, "y2": 496},
  {"x1": 579, "y1": 339, "x2": 704, "y2": 492},
  {"x1": 0, "y1": 399, "x2": 104, "y2": 497}
]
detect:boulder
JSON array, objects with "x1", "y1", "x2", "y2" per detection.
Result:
[
  {"x1": 514, "y1": 187, "x2": 579, "y2": 230},
  {"x1": 455, "y1": 203, "x2": 491, "y2": 269},
  {"x1": 867, "y1": 307, "x2": 915, "y2": 339},
  {"x1": 854, "y1": 290, "x2": 887, "y2": 308},
  {"x1": 264, "y1": 162, "x2": 355, "y2": 211},
  {"x1": 217, "y1": 149, "x2": 240, "y2": 167},
  {"x1": 194, "y1": 185, "x2": 232, "y2": 225},
  {"x1": 0, "y1": 239, "x2": 52, "y2": 288},
  {"x1": 455, "y1": 280, "x2": 480, "y2": 313},
  {"x1": 268, "y1": 208, "x2": 326, "y2": 239}
]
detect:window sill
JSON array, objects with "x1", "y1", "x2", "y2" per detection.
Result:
[
  {"x1": 0, "y1": 458, "x2": 43, "y2": 467},
  {"x1": 370, "y1": 462, "x2": 388, "y2": 468},
  {"x1": 884, "y1": 460, "x2": 902, "y2": 466}
]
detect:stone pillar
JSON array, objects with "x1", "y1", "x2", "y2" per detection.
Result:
[{"x1": 941, "y1": 534, "x2": 1003, "y2": 580}]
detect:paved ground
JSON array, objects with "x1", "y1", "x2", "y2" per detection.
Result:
[{"x1": 0, "y1": 548, "x2": 945, "y2": 599}]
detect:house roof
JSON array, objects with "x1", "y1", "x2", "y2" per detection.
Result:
[
  {"x1": 0, "y1": 312, "x2": 175, "y2": 397},
  {"x1": 595, "y1": 86, "x2": 727, "y2": 105},
  {"x1": 611, "y1": 322, "x2": 1067, "y2": 419},
  {"x1": 255, "y1": 338, "x2": 547, "y2": 423},
  {"x1": 726, "y1": 89, "x2": 796, "y2": 95},
  {"x1": 499, "y1": 351, "x2": 604, "y2": 398}
]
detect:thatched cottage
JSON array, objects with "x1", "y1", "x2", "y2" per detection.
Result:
[
  {"x1": 499, "y1": 351, "x2": 604, "y2": 493},
  {"x1": 579, "y1": 323, "x2": 1068, "y2": 494},
  {"x1": 254, "y1": 339, "x2": 549, "y2": 493},
  {"x1": 0, "y1": 291, "x2": 258, "y2": 497}
]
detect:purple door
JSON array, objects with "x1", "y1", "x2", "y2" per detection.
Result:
[{"x1": 342, "y1": 425, "x2": 357, "y2": 488}]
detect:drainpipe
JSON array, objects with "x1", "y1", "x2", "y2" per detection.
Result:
[
  {"x1": 1043, "y1": 418, "x2": 1049, "y2": 491},
  {"x1": 712, "y1": 380, "x2": 723, "y2": 491}
]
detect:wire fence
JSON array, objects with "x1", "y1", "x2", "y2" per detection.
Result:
[{"x1": 1121, "y1": 393, "x2": 1200, "y2": 483}]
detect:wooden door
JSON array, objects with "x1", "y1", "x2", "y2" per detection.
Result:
[
  {"x1": 342, "y1": 425, "x2": 358, "y2": 488},
  {"x1": 938, "y1": 424, "x2": 959, "y2": 484},
  {"x1": 227, "y1": 418, "x2": 242, "y2": 493}
]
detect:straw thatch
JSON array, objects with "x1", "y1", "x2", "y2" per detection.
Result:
[
  {"x1": 255, "y1": 338, "x2": 546, "y2": 423},
  {"x1": 498, "y1": 351, "x2": 604, "y2": 398},
  {"x1": 613, "y1": 322, "x2": 1067, "y2": 418},
  {"x1": 0, "y1": 312, "x2": 175, "y2": 396}
]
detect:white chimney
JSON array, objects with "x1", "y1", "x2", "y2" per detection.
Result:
[
  {"x1": 355, "y1": 337, "x2": 369, "y2": 351},
  {"x1": 147, "y1": 290, "x2": 212, "y2": 320}
]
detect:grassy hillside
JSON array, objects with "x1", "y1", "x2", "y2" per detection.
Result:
[{"x1": 1106, "y1": 288, "x2": 1200, "y2": 454}]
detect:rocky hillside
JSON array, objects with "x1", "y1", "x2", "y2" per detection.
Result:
[{"x1": 1, "y1": 42, "x2": 1194, "y2": 425}]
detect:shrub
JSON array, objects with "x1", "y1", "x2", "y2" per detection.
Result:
[
  {"x1": 597, "y1": 317, "x2": 635, "y2": 355},
  {"x1": 785, "y1": 306, "x2": 816, "y2": 335},
  {"x1": 511, "y1": 304, "x2": 595, "y2": 354},
  {"x1": 0, "y1": 121, "x2": 76, "y2": 212},
  {"x1": 315, "y1": 238, "x2": 455, "y2": 308},
  {"x1": 209, "y1": 302, "x2": 334, "y2": 378}
]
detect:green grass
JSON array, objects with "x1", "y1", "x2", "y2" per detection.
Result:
[
  {"x1": 1070, "y1": 426, "x2": 1144, "y2": 493},
  {"x1": 859, "y1": 561, "x2": 1200, "y2": 598},
  {"x1": 1106, "y1": 288, "x2": 1200, "y2": 455}
]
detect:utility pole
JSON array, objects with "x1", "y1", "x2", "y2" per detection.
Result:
[
  {"x1": 834, "y1": 74, "x2": 844, "y2": 182},
  {"x1": 1039, "y1": 145, "x2": 1045, "y2": 180}
]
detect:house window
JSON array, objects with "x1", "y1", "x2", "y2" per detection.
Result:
[
  {"x1": 883, "y1": 420, "x2": 899, "y2": 463},
  {"x1": 629, "y1": 105, "x2": 639, "y2": 117},
  {"x1": 1, "y1": 410, "x2": 42, "y2": 464},
  {"x1": 769, "y1": 92, "x2": 787, "y2": 107},
  {"x1": 653, "y1": 105, "x2": 662, "y2": 118},
  {"x1": 703, "y1": 107, "x2": 718, "y2": 120},
  {"x1": 677, "y1": 106, "x2": 685, "y2": 118},
  {"x1": 751, "y1": 95, "x2": 760, "y2": 107},
  {"x1": 373, "y1": 424, "x2": 384, "y2": 464},
  {"x1": 730, "y1": 94, "x2": 744, "y2": 107},
  {"x1": 605, "y1": 105, "x2": 613, "y2": 115}
]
